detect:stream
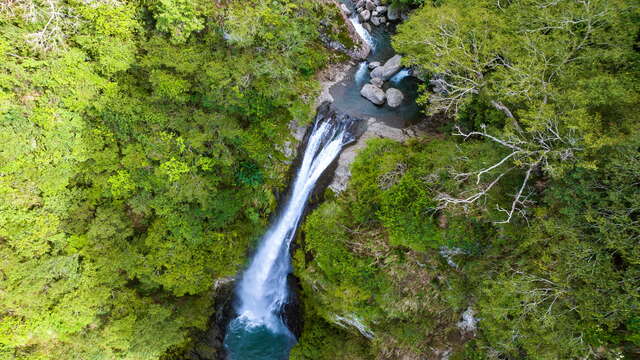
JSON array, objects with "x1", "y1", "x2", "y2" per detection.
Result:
[{"x1": 222, "y1": 1, "x2": 419, "y2": 358}]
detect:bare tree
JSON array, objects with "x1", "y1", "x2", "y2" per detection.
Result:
[
  {"x1": 1, "y1": 0, "x2": 80, "y2": 52},
  {"x1": 436, "y1": 122, "x2": 579, "y2": 223}
]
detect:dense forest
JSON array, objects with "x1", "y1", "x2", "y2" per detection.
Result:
[
  {"x1": 0, "y1": 0, "x2": 345, "y2": 358},
  {"x1": 1, "y1": 0, "x2": 639, "y2": 359}
]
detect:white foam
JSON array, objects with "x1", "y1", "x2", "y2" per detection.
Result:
[{"x1": 233, "y1": 118, "x2": 354, "y2": 335}]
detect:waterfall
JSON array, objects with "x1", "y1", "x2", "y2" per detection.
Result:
[
  {"x1": 224, "y1": 110, "x2": 356, "y2": 360},
  {"x1": 354, "y1": 61, "x2": 369, "y2": 86},
  {"x1": 389, "y1": 68, "x2": 412, "y2": 84},
  {"x1": 349, "y1": 15, "x2": 375, "y2": 51}
]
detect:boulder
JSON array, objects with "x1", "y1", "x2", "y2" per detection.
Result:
[
  {"x1": 379, "y1": 16, "x2": 386, "y2": 23},
  {"x1": 359, "y1": 9, "x2": 371, "y2": 22},
  {"x1": 370, "y1": 77, "x2": 384, "y2": 87},
  {"x1": 385, "y1": 88, "x2": 404, "y2": 107},
  {"x1": 372, "y1": 10, "x2": 379, "y2": 17},
  {"x1": 340, "y1": 3, "x2": 351, "y2": 16},
  {"x1": 365, "y1": 0, "x2": 376, "y2": 11},
  {"x1": 371, "y1": 16, "x2": 381, "y2": 26},
  {"x1": 360, "y1": 84, "x2": 386, "y2": 105},
  {"x1": 387, "y1": 4, "x2": 400, "y2": 21},
  {"x1": 368, "y1": 61, "x2": 381, "y2": 69},
  {"x1": 356, "y1": 0, "x2": 365, "y2": 9},
  {"x1": 376, "y1": 6, "x2": 387, "y2": 13},
  {"x1": 370, "y1": 54, "x2": 403, "y2": 80}
]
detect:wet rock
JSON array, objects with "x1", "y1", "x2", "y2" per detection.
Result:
[
  {"x1": 365, "y1": 0, "x2": 376, "y2": 11},
  {"x1": 379, "y1": 16, "x2": 386, "y2": 24},
  {"x1": 368, "y1": 61, "x2": 381, "y2": 69},
  {"x1": 371, "y1": 16, "x2": 381, "y2": 26},
  {"x1": 370, "y1": 54, "x2": 402, "y2": 80},
  {"x1": 370, "y1": 77, "x2": 384, "y2": 88},
  {"x1": 359, "y1": 9, "x2": 371, "y2": 22},
  {"x1": 340, "y1": 3, "x2": 351, "y2": 16},
  {"x1": 386, "y1": 87, "x2": 404, "y2": 107},
  {"x1": 364, "y1": 23, "x2": 372, "y2": 32},
  {"x1": 360, "y1": 83, "x2": 386, "y2": 105},
  {"x1": 356, "y1": 0, "x2": 365, "y2": 9},
  {"x1": 376, "y1": 5, "x2": 387, "y2": 13},
  {"x1": 184, "y1": 277, "x2": 235, "y2": 360},
  {"x1": 330, "y1": 118, "x2": 413, "y2": 193},
  {"x1": 387, "y1": 4, "x2": 401, "y2": 21}
]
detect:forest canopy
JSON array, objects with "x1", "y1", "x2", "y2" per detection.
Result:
[
  {"x1": 1, "y1": 0, "x2": 639, "y2": 359},
  {"x1": 0, "y1": 0, "x2": 342, "y2": 358},
  {"x1": 291, "y1": 0, "x2": 640, "y2": 359}
]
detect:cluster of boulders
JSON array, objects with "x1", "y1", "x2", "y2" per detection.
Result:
[
  {"x1": 341, "y1": 0, "x2": 403, "y2": 29},
  {"x1": 359, "y1": 54, "x2": 405, "y2": 107}
]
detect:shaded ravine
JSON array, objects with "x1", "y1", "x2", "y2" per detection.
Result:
[
  {"x1": 223, "y1": 108, "x2": 360, "y2": 359},
  {"x1": 221, "y1": 1, "x2": 420, "y2": 359}
]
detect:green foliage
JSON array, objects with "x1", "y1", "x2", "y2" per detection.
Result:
[
  {"x1": 0, "y1": 0, "x2": 338, "y2": 358},
  {"x1": 295, "y1": 1, "x2": 640, "y2": 355}
]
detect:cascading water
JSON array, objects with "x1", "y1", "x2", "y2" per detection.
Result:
[
  {"x1": 389, "y1": 68, "x2": 412, "y2": 84},
  {"x1": 348, "y1": 13, "x2": 375, "y2": 51},
  {"x1": 354, "y1": 61, "x2": 369, "y2": 86},
  {"x1": 223, "y1": 110, "x2": 357, "y2": 359}
]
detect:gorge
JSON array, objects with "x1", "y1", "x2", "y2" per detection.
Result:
[
  {"x1": 3, "y1": 0, "x2": 637, "y2": 359},
  {"x1": 222, "y1": 1, "x2": 420, "y2": 357}
]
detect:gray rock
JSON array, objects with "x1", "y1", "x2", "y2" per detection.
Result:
[
  {"x1": 364, "y1": 23, "x2": 372, "y2": 32},
  {"x1": 387, "y1": 4, "x2": 400, "y2": 21},
  {"x1": 376, "y1": 6, "x2": 387, "y2": 13},
  {"x1": 365, "y1": 0, "x2": 376, "y2": 11},
  {"x1": 379, "y1": 16, "x2": 386, "y2": 23},
  {"x1": 386, "y1": 88, "x2": 404, "y2": 107},
  {"x1": 370, "y1": 54, "x2": 403, "y2": 80},
  {"x1": 371, "y1": 16, "x2": 381, "y2": 26},
  {"x1": 359, "y1": 9, "x2": 371, "y2": 22},
  {"x1": 356, "y1": 0, "x2": 365, "y2": 9},
  {"x1": 329, "y1": 118, "x2": 412, "y2": 193},
  {"x1": 370, "y1": 77, "x2": 384, "y2": 87},
  {"x1": 368, "y1": 61, "x2": 381, "y2": 69},
  {"x1": 373, "y1": 0, "x2": 381, "y2": 5},
  {"x1": 372, "y1": 10, "x2": 379, "y2": 17},
  {"x1": 340, "y1": 3, "x2": 351, "y2": 16},
  {"x1": 360, "y1": 84, "x2": 386, "y2": 105}
]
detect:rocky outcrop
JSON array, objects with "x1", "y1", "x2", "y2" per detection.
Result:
[
  {"x1": 352, "y1": 0, "x2": 404, "y2": 28},
  {"x1": 371, "y1": 54, "x2": 402, "y2": 80},
  {"x1": 321, "y1": 0, "x2": 370, "y2": 59},
  {"x1": 329, "y1": 118, "x2": 427, "y2": 193},
  {"x1": 370, "y1": 77, "x2": 384, "y2": 87},
  {"x1": 359, "y1": 9, "x2": 371, "y2": 22},
  {"x1": 387, "y1": 3, "x2": 401, "y2": 21},
  {"x1": 360, "y1": 83, "x2": 386, "y2": 105},
  {"x1": 340, "y1": 3, "x2": 351, "y2": 16},
  {"x1": 183, "y1": 277, "x2": 235, "y2": 360},
  {"x1": 386, "y1": 87, "x2": 404, "y2": 107}
]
